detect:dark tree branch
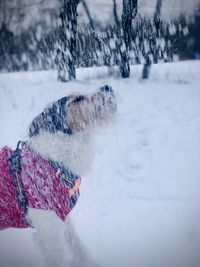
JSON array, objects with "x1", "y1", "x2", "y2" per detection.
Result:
[
  {"x1": 122, "y1": 0, "x2": 138, "y2": 49},
  {"x1": 113, "y1": 0, "x2": 120, "y2": 28},
  {"x1": 82, "y1": 0, "x2": 95, "y2": 30},
  {"x1": 155, "y1": 0, "x2": 162, "y2": 20},
  {"x1": 154, "y1": 0, "x2": 163, "y2": 34}
]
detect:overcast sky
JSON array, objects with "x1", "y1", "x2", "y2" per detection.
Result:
[
  {"x1": 78, "y1": 0, "x2": 200, "y2": 24},
  {"x1": 1, "y1": 0, "x2": 200, "y2": 34}
]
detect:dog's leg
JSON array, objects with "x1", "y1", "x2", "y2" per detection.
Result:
[
  {"x1": 64, "y1": 217, "x2": 98, "y2": 267},
  {"x1": 30, "y1": 208, "x2": 73, "y2": 267}
]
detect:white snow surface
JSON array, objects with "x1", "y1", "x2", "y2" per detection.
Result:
[{"x1": 0, "y1": 61, "x2": 200, "y2": 267}]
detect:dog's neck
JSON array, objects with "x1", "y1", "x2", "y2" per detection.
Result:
[{"x1": 28, "y1": 131, "x2": 93, "y2": 176}]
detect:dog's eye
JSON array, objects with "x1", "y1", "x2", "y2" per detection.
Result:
[{"x1": 72, "y1": 95, "x2": 87, "y2": 104}]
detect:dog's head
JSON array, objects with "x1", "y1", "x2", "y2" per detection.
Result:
[{"x1": 29, "y1": 85, "x2": 117, "y2": 137}]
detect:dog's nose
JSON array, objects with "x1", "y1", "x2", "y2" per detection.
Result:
[{"x1": 99, "y1": 85, "x2": 113, "y2": 93}]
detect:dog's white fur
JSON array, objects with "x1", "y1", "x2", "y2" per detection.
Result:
[
  {"x1": 26, "y1": 87, "x2": 116, "y2": 267},
  {"x1": 28, "y1": 132, "x2": 96, "y2": 267},
  {"x1": 29, "y1": 131, "x2": 94, "y2": 176}
]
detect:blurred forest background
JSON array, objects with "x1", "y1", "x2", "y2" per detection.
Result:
[{"x1": 0, "y1": 0, "x2": 199, "y2": 80}]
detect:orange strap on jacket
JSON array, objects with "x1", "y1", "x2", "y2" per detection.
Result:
[{"x1": 69, "y1": 178, "x2": 81, "y2": 197}]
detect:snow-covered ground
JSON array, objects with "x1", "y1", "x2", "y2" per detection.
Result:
[{"x1": 0, "y1": 61, "x2": 200, "y2": 267}]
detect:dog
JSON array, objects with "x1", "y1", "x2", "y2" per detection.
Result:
[{"x1": 0, "y1": 85, "x2": 117, "y2": 267}]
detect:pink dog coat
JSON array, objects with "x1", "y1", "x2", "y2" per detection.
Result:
[{"x1": 0, "y1": 143, "x2": 80, "y2": 230}]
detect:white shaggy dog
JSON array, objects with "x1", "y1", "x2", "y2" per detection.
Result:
[{"x1": 26, "y1": 85, "x2": 117, "y2": 267}]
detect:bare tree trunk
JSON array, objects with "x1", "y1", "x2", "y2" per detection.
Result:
[
  {"x1": 154, "y1": 0, "x2": 162, "y2": 34},
  {"x1": 57, "y1": 0, "x2": 81, "y2": 82},
  {"x1": 120, "y1": 0, "x2": 138, "y2": 78},
  {"x1": 142, "y1": 0, "x2": 163, "y2": 79}
]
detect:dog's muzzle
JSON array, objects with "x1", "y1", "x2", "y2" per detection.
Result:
[
  {"x1": 100, "y1": 85, "x2": 116, "y2": 111},
  {"x1": 92, "y1": 85, "x2": 117, "y2": 120}
]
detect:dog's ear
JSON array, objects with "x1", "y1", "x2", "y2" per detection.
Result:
[
  {"x1": 29, "y1": 113, "x2": 46, "y2": 137},
  {"x1": 29, "y1": 97, "x2": 73, "y2": 137}
]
